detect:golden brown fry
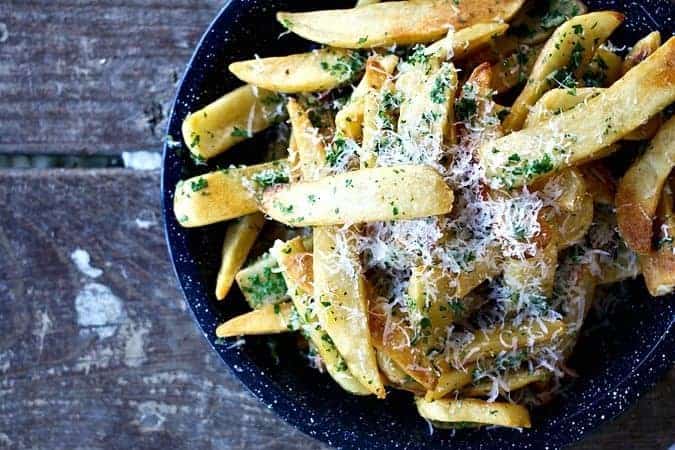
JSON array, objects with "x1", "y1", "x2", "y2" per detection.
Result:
[
  {"x1": 368, "y1": 297, "x2": 439, "y2": 390},
  {"x1": 362, "y1": 60, "x2": 400, "y2": 168},
  {"x1": 286, "y1": 98, "x2": 327, "y2": 181},
  {"x1": 578, "y1": 162, "x2": 616, "y2": 205},
  {"x1": 273, "y1": 238, "x2": 371, "y2": 396},
  {"x1": 622, "y1": 31, "x2": 662, "y2": 75},
  {"x1": 181, "y1": 85, "x2": 284, "y2": 160},
  {"x1": 503, "y1": 241, "x2": 558, "y2": 299},
  {"x1": 415, "y1": 397, "x2": 532, "y2": 428},
  {"x1": 616, "y1": 116, "x2": 675, "y2": 254},
  {"x1": 313, "y1": 227, "x2": 386, "y2": 398},
  {"x1": 490, "y1": 43, "x2": 544, "y2": 94},
  {"x1": 334, "y1": 55, "x2": 398, "y2": 142},
  {"x1": 261, "y1": 165, "x2": 454, "y2": 227},
  {"x1": 503, "y1": 12, "x2": 624, "y2": 132},
  {"x1": 480, "y1": 37, "x2": 675, "y2": 188},
  {"x1": 426, "y1": 22, "x2": 509, "y2": 60},
  {"x1": 376, "y1": 351, "x2": 426, "y2": 394},
  {"x1": 641, "y1": 180, "x2": 675, "y2": 296},
  {"x1": 174, "y1": 159, "x2": 289, "y2": 227},
  {"x1": 235, "y1": 253, "x2": 289, "y2": 309},
  {"x1": 276, "y1": 0, "x2": 526, "y2": 48},
  {"x1": 425, "y1": 367, "x2": 474, "y2": 401},
  {"x1": 463, "y1": 369, "x2": 551, "y2": 397},
  {"x1": 215, "y1": 213, "x2": 265, "y2": 300},
  {"x1": 215, "y1": 302, "x2": 296, "y2": 337},
  {"x1": 582, "y1": 47, "x2": 622, "y2": 87},
  {"x1": 229, "y1": 48, "x2": 362, "y2": 93}
]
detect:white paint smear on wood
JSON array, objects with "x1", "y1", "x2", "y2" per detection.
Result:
[
  {"x1": 70, "y1": 248, "x2": 103, "y2": 278},
  {"x1": 34, "y1": 310, "x2": 53, "y2": 357},
  {"x1": 133, "y1": 401, "x2": 177, "y2": 432},
  {"x1": 74, "y1": 282, "x2": 124, "y2": 339},
  {"x1": 122, "y1": 151, "x2": 161, "y2": 170},
  {"x1": 122, "y1": 321, "x2": 151, "y2": 368}
]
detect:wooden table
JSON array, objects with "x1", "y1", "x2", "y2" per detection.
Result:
[{"x1": 0, "y1": 2, "x2": 672, "y2": 449}]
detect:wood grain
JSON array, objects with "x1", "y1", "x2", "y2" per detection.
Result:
[
  {"x1": 0, "y1": 1, "x2": 221, "y2": 155},
  {"x1": 0, "y1": 170, "x2": 326, "y2": 450},
  {"x1": 0, "y1": 169, "x2": 671, "y2": 449}
]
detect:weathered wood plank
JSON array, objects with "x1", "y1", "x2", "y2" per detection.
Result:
[
  {"x1": 0, "y1": 169, "x2": 327, "y2": 450},
  {"x1": 0, "y1": 1, "x2": 222, "y2": 155},
  {"x1": 0, "y1": 169, "x2": 672, "y2": 449}
]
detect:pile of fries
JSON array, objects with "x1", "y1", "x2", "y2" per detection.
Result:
[{"x1": 173, "y1": 0, "x2": 674, "y2": 429}]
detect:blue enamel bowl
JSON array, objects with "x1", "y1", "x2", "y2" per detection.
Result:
[{"x1": 162, "y1": 1, "x2": 674, "y2": 448}]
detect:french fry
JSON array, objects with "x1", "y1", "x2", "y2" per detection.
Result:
[
  {"x1": 616, "y1": 116, "x2": 675, "y2": 254},
  {"x1": 376, "y1": 351, "x2": 426, "y2": 394},
  {"x1": 641, "y1": 180, "x2": 675, "y2": 296},
  {"x1": 261, "y1": 165, "x2": 454, "y2": 227},
  {"x1": 503, "y1": 12, "x2": 624, "y2": 132},
  {"x1": 463, "y1": 369, "x2": 551, "y2": 397},
  {"x1": 503, "y1": 241, "x2": 558, "y2": 299},
  {"x1": 229, "y1": 48, "x2": 365, "y2": 93},
  {"x1": 313, "y1": 227, "x2": 386, "y2": 397},
  {"x1": 174, "y1": 159, "x2": 289, "y2": 227},
  {"x1": 335, "y1": 54, "x2": 399, "y2": 141},
  {"x1": 215, "y1": 213, "x2": 265, "y2": 300},
  {"x1": 235, "y1": 253, "x2": 289, "y2": 309},
  {"x1": 490, "y1": 43, "x2": 543, "y2": 94},
  {"x1": 355, "y1": 0, "x2": 380, "y2": 6},
  {"x1": 276, "y1": 0, "x2": 526, "y2": 48},
  {"x1": 396, "y1": 62, "x2": 458, "y2": 155},
  {"x1": 425, "y1": 367, "x2": 474, "y2": 401},
  {"x1": 524, "y1": 87, "x2": 602, "y2": 128},
  {"x1": 426, "y1": 22, "x2": 509, "y2": 61},
  {"x1": 181, "y1": 85, "x2": 285, "y2": 160},
  {"x1": 286, "y1": 98, "x2": 327, "y2": 182},
  {"x1": 524, "y1": 86, "x2": 660, "y2": 141},
  {"x1": 415, "y1": 397, "x2": 532, "y2": 428},
  {"x1": 480, "y1": 37, "x2": 675, "y2": 188},
  {"x1": 369, "y1": 297, "x2": 439, "y2": 390},
  {"x1": 582, "y1": 47, "x2": 622, "y2": 87},
  {"x1": 273, "y1": 238, "x2": 371, "y2": 396},
  {"x1": 506, "y1": 0, "x2": 587, "y2": 45},
  {"x1": 451, "y1": 320, "x2": 566, "y2": 366},
  {"x1": 215, "y1": 302, "x2": 297, "y2": 338},
  {"x1": 622, "y1": 31, "x2": 662, "y2": 75}
]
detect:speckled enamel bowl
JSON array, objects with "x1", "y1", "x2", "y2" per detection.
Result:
[{"x1": 162, "y1": 1, "x2": 674, "y2": 448}]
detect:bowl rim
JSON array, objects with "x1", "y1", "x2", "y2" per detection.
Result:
[{"x1": 161, "y1": 1, "x2": 675, "y2": 448}]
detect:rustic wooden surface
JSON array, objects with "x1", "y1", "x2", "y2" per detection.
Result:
[{"x1": 0, "y1": 1, "x2": 672, "y2": 449}]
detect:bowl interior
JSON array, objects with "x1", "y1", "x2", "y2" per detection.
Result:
[{"x1": 162, "y1": 1, "x2": 675, "y2": 448}]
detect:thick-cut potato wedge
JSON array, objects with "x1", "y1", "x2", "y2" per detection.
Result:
[
  {"x1": 451, "y1": 320, "x2": 566, "y2": 366},
  {"x1": 215, "y1": 213, "x2": 265, "y2": 300},
  {"x1": 524, "y1": 87, "x2": 601, "y2": 128},
  {"x1": 490, "y1": 43, "x2": 543, "y2": 94},
  {"x1": 313, "y1": 227, "x2": 385, "y2": 398},
  {"x1": 623, "y1": 31, "x2": 662, "y2": 75},
  {"x1": 507, "y1": 0, "x2": 587, "y2": 45},
  {"x1": 369, "y1": 298, "x2": 438, "y2": 390},
  {"x1": 463, "y1": 369, "x2": 550, "y2": 397},
  {"x1": 286, "y1": 98, "x2": 327, "y2": 181},
  {"x1": 181, "y1": 85, "x2": 284, "y2": 160},
  {"x1": 641, "y1": 181, "x2": 675, "y2": 296},
  {"x1": 503, "y1": 12, "x2": 624, "y2": 132},
  {"x1": 335, "y1": 54, "x2": 399, "y2": 141},
  {"x1": 525, "y1": 86, "x2": 660, "y2": 141},
  {"x1": 582, "y1": 47, "x2": 622, "y2": 87},
  {"x1": 377, "y1": 351, "x2": 426, "y2": 394},
  {"x1": 616, "y1": 116, "x2": 675, "y2": 254},
  {"x1": 426, "y1": 367, "x2": 474, "y2": 401},
  {"x1": 426, "y1": 23, "x2": 509, "y2": 61},
  {"x1": 215, "y1": 302, "x2": 296, "y2": 338},
  {"x1": 235, "y1": 253, "x2": 289, "y2": 309},
  {"x1": 480, "y1": 37, "x2": 675, "y2": 188},
  {"x1": 503, "y1": 241, "x2": 558, "y2": 299},
  {"x1": 416, "y1": 397, "x2": 531, "y2": 428},
  {"x1": 229, "y1": 48, "x2": 364, "y2": 93},
  {"x1": 273, "y1": 238, "x2": 371, "y2": 396},
  {"x1": 276, "y1": 0, "x2": 526, "y2": 48},
  {"x1": 362, "y1": 63, "x2": 399, "y2": 168},
  {"x1": 174, "y1": 159, "x2": 289, "y2": 227},
  {"x1": 395, "y1": 62, "x2": 457, "y2": 158},
  {"x1": 262, "y1": 165, "x2": 454, "y2": 227}
]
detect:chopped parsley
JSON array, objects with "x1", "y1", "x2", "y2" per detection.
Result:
[
  {"x1": 320, "y1": 52, "x2": 366, "y2": 82},
  {"x1": 251, "y1": 169, "x2": 289, "y2": 188},
  {"x1": 231, "y1": 127, "x2": 252, "y2": 138},
  {"x1": 190, "y1": 177, "x2": 208, "y2": 192},
  {"x1": 242, "y1": 267, "x2": 287, "y2": 307}
]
